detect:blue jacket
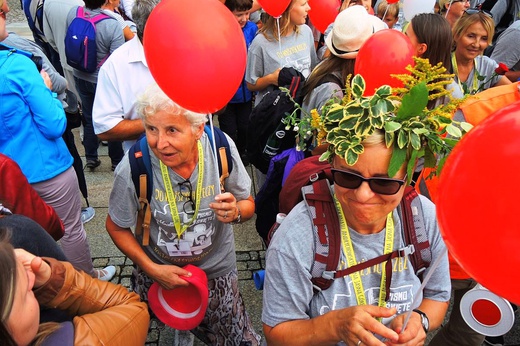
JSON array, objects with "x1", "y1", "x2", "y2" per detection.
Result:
[
  {"x1": 230, "y1": 21, "x2": 257, "y2": 104},
  {"x1": 0, "y1": 48, "x2": 72, "y2": 184}
]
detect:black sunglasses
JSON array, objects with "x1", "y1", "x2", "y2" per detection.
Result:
[
  {"x1": 331, "y1": 169, "x2": 406, "y2": 196},
  {"x1": 464, "y1": 8, "x2": 493, "y2": 18},
  {"x1": 178, "y1": 180, "x2": 195, "y2": 215}
]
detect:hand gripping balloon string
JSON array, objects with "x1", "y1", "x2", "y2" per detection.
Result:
[
  {"x1": 207, "y1": 114, "x2": 221, "y2": 190},
  {"x1": 400, "y1": 247, "x2": 448, "y2": 333}
]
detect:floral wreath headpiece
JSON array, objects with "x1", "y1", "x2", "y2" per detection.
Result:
[{"x1": 283, "y1": 57, "x2": 473, "y2": 182}]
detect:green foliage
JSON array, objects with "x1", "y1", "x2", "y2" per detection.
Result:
[{"x1": 283, "y1": 57, "x2": 474, "y2": 180}]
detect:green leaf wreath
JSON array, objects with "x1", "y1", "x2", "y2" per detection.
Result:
[{"x1": 283, "y1": 57, "x2": 473, "y2": 182}]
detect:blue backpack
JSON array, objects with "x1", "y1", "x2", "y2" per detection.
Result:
[
  {"x1": 64, "y1": 7, "x2": 110, "y2": 73},
  {"x1": 128, "y1": 126, "x2": 233, "y2": 246},
  {"x1": 23, "y1": 0, "x2": 45, "y2": 40}
]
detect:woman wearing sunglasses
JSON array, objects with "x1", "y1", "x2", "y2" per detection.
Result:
[
  {"x1": 106, "y1": 83, "x2": 260, "y2": 345},
  {"x1": 262, "y1": 69, "x2": 456, "y2": 345},
  {"x1": 452, "y1": 10, "x2": 511, "y2": 95}
]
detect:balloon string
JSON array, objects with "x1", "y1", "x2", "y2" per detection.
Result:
[
  {"x1": 383, "y1": 6, "x2": 389, "y2": 21},
  {"x1": 400, "y1": 247, "x2": 448, "y2": 333},
  {"x1": 207, "y1": 114, "x2": 221, "y2": 190},
  {"x1": 276, "y1": 16, "x2": 282, "y2": 68}
]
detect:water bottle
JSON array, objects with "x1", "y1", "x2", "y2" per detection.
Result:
[
  {"x1": 267, "y1": 213, "x2": 287, "y2": 245},
  {"x1": 262, "y1": 122, "x2": 286, "y2": 161}
]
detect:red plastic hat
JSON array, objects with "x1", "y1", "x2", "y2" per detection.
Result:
[{"x1": 148, "y1": 264, "x2": 208, "y2": 330}]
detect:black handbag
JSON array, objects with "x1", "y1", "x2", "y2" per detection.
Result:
[{"x1": 64, "y1": 90, "x2": 83, "y2": 130}]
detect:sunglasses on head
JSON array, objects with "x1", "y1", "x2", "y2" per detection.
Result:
[
  {"x1": 178, "y1": 180, "x2": 195, "y2": 215},
  {"x1": 331, "y1": 169, "x2": 406, "y2": 195},
  {"x1": 464, "y1": 8, "x2": 493, "y2": 17}
]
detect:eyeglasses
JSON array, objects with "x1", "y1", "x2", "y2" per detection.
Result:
[
  {"x1": 331, "y1": 169, "x2": 406, "y2": 195},
  {"x1": 464, "y1": 8, "x2": 493, "y2": 18},
  {"x1": 178, "y1": 180, "x2": 195, "y2": 215},
  {"x1": 452, "y1": 0, "x2": 470, "y2": 3}
]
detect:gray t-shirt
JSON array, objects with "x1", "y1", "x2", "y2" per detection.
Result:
[
  {"x1": 262, "y1": 191, "x2": 450, "y2": 340},
  {"x1": 455, "y1": 55, "x2": 500, "y2": 94},
  {"x1": 246, "y1": 24, "x2": 318, "y2": 106},
  {"x1": 302, "y1": 70, "x2": 344, "y2": 115},
  {"x1": 491, "y1": 20, "x2": 520, "y2": 72},
  {"x1": 108, "y1": 132, "x2": 251, "y2": 280}
]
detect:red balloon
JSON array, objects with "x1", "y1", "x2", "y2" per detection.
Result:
[
  {"x1": 308, "y1": 0, "x2": 341, "y2": 34},
  {"x1": 354, "y1": 30, "x2": 414, "y2": 96},
  {"x1": 143, "y1": 0, "x2": 246, "y2": 114},
  {"x1": 437, "y1": 100, "x2": 520, "y2": 306},
  {"x1": 387, "y1": 0, "x2": 399, "y2": 3},
  {"x1": 257, "y1": 0, "x2": 291, "y2": 18}
]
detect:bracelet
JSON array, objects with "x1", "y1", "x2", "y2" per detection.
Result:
[{"x1": 231, "y1": 206, "x2": 241, "y2": 224}]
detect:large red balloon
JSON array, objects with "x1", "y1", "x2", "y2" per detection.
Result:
[
  {"x1": 308, "y1": 0, "x2": 341, "y2": 34},
  {"x1": 257, "y1": 0, "x2": 291, "y2": 18},
  {"x1": 143, "y1": 0, "x2": 246, "y2": 114},
  {"x1": 437, "y1": 100, "x2": 520, "y2": 306},
  {"x1": 354, "y1": 30, "x2": 414, "y2": 96}
]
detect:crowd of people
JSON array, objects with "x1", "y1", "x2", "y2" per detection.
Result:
[{"x1": 1, "y1": 0, "x2": 519, "y2": 344}]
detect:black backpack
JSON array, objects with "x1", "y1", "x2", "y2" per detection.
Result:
[{"x1": 246, "y1": 67, "x2": 305, "y2": 174}]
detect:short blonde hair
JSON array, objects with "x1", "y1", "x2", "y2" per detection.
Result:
[
  {"x1": 453, "y1": 11, "x2": 495, "y2": 45},
  {"x1": 136, "y1": 83, "x2": 207, "y2": 132}
]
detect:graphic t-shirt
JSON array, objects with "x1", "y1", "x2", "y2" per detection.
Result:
[
  {"x1": 108, "y1": 132, "x2": 251, "y2": 280},
  {"x1": 246, "y1": 24, "x2": 318, "y2": 106},
  {"x1": 262, "y1": 191, "x2": 450, "y2": 344}
]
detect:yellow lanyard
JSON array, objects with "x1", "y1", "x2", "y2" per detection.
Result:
[
  {"x1": 452, "y1": 53, "x2": 478, "y2": 94},
  {"x1": 160, "y1": 141, "x2": 204, "y2": 238},
  {"x1": 333, "y1": 194, "x2": 394, "y2": 308}
]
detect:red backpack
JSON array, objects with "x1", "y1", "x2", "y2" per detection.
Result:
[{"x1": 269, "y1": 155, "x2": 432, "y2": 292}]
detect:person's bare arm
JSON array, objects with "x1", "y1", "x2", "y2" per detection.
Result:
[{"x1": 97, "y1": 119, "x2": 145, "y2": 141}]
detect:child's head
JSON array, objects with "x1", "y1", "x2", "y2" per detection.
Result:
[
  {"x1": 376, "y1": 0, "x2": 399, "y2": 28},
  {"x1": 225, "y1": 0, "x2": 253, "y2": 28},
  {"x1": 259, "y1": 0, "x2": 310, "y2": 39}
]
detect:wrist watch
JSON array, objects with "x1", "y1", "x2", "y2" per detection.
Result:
[{"x1": 413, "y1": 309, "x2": 429, "y2": 334}]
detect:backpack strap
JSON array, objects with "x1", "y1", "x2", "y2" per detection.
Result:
[
  {"x1": 400, "y1": 187, "x2": 431, "y2": 281},
  {"x1": 128, "y1": 136, "x2": 152, "y2": 246},
  {"x1": 204, "y1": 125, "x2": 233, "y2": 192},
  {"x1": 306, "y1": 182, "x2": 431, "y2": 294},
  {"x1": 302, "y1": 179, "x2": 341, "y2": 291}
]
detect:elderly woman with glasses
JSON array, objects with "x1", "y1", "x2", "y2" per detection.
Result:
[
  {"x1": 106, "y1": 83, "x2": 260, "y2": 345},
  {"x1": 452, "y1": 10, "x2": 511, "y2": 95},
  {"x1": 261, "y1": 69, "x2": 454, "y2": 345}
]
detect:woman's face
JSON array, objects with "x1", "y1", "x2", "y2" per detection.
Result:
[
  {"x1": 0, "y1": 0, "x2": 9, "y2": 42},
  {"x1": 289, "y1": 0, "x2": 310, "y2": 26},
  {"x1": 6, "y1": 258, "x2": 40, "y2": 346},
  {"x1": 455, "y1": 21, "x2": 489, "y2": 60},
  {"x1": 144, "y1": 110, "x2": 204, "y2": 170},
  {"x1": 446, "y1": 0, "x2": 470, "y2": 19},
  {"x1": 332, "y1": 143, "x2": 406, "y2": 234}
]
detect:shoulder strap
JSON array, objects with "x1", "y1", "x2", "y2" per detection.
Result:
[
  {"x1": 204, "y1": 125, "x2": 233, "y2": 192},
  {"x1": 306, "y1": 183, "x2": 431, "y2": 293},
  {"x1": 400, "y1": 187, "x2": 431, "y2": 280},
  {"x1": 303, "y1": 179, "x2": 341, "y2": 291},
  {"x1": 77, "y1": 6, "x2": 110, "y2": 22},
  {"x1": 129, "y1": 136, "x2": 152, "y2": 246}
]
